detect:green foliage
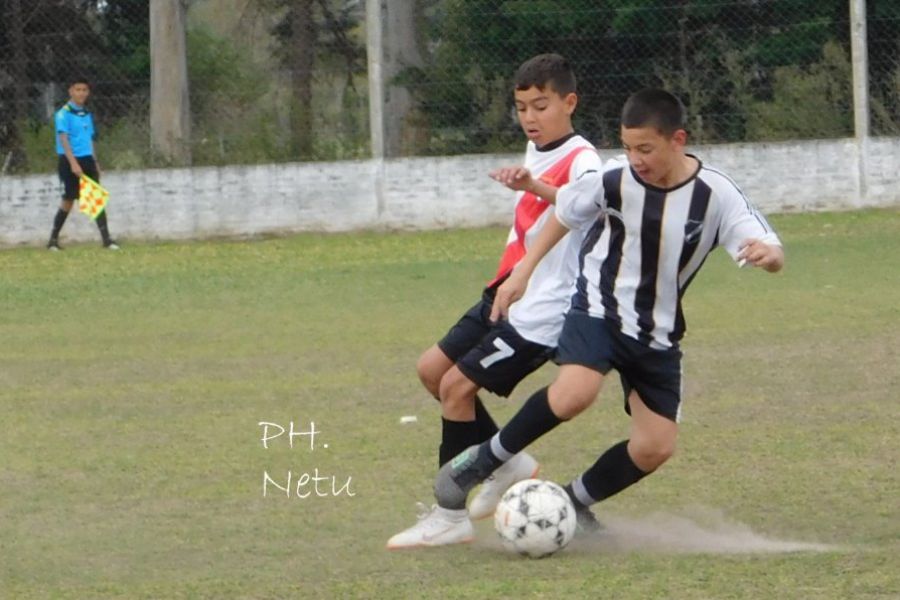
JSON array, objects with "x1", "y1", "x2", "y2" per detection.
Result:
[
  {"x1": 98, "y1": 0, "x2": 152, "y2": 81},
  {"x1": 185, "y1": 25, "x2": 287, "y2": 164},
  {"x1": 408, "y1": 0, "x2": 616, "y2": 152},
  {"x1": 403, "y1": 0, "x2": 869, "y2": 149},
  {"x1": 868, "y1": 2, "x2": 900, "y2": 135},
  {"x1": 185, "y1": 23, "x2": 370, "y2": 165},
  {"x1": 746, "y1": 41, "x2": 853, "y2": 140},
  {"x1": 17, "y1": 120, "x2": 55, "y2": 172}
]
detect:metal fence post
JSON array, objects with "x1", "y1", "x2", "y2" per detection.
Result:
[
  {"x1": 366, "y1": 0, "x2": 385, "y2": 161},
  {"x1": 366, "y1": 0, "x2": 386, "y2": 219},
  {"x1": 850, "y1": 0, "x2": 869, "y2": 205}
]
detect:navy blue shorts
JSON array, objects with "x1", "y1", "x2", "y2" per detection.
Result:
[{"x1": 556, "y1": 310, "x2": 682, "y2": 421}]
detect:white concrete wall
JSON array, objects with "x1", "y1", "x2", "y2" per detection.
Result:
[{"x1": 1, "y1": 137, "x2": 897, "y2": 247}]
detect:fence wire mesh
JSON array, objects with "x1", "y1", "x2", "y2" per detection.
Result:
[{"x1": 0, "y1": 0, "x2": 897, "y2": 174}]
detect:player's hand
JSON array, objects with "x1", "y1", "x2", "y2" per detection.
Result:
[
  {"x1": 489, "y1": 166, "x2": 533, "y2": 192},
  {"x1": 738, "y1": 239, "x2": 784, "y2": 272},
  {"x1": 70, "y1": 162, "x2": 83, "y2": 177},
  {"x1": 489, "y1": 268, "x2": 529, "y2": 322}
]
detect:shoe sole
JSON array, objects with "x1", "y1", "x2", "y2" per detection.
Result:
[
  {"x1": 470, "y1": 464, "x2": 540, "y2": 521},
  {"x1": 385, "y1": 536, "x2": 475, "y2": 550}
]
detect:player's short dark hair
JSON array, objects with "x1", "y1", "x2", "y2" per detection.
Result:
[
  {"x1": 68, "y1": 76, "x2": 91, "y2": 88},
  {"x1": 621, "y1": 89, "x2": 686, "y2": 135},
  {"x1": 514, "y1": 53, "x2": 576, "y2": 96}
]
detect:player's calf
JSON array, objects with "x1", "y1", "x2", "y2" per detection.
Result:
[{"x1": 434, "y1": 443, "x2": 499, "y2": 510}]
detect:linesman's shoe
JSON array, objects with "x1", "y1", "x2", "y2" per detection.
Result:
[
  {"x1": 386, "y1": 503, "x2": 474, "y2": 549},
  {"x1": 47, "y1": 239, "x2": 62, "y2": 251},
  {"x1": 574, "y1": 505, "x2": 605, "y2": 537},
  {"x1": 434, "y1": 444, "x2": 496, "y2": 510},
  {"x1": 104, "y1": 239, "x2": 120, "y2": 250},
  {"x1": 468, "y1": 452, "x2": 540, "y2": 520}
]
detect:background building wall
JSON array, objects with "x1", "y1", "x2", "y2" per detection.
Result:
[{"x1": 1, "y1": 136, "x2": 897, "y2": 247}]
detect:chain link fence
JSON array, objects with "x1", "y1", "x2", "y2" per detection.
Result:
[
  {"x1": 868, "y1": 1, "x2": 900, "y2": 135},
  {"x1": 0, "y1": 0, "x2": 897, "y2": 174}
]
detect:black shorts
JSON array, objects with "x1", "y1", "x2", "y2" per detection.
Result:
[
  {"x1": 58, "y1": 155, "x2": 98, "y2": 201},
  {"x1": 455, "y1": 319, "x2": 554, "y2": 398},
  {"x1": 556, "y1": 310, "x2": 683, "y2": 422},
  {"x1": 436, "y1": 286, "x2": 497, "y2": 363}
]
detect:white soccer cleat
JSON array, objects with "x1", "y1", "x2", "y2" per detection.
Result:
[
  {"x1": 386, "y1": 502, "x2": 475, "y2": 549},
  {"x1": 468, "y1": 452, "x2": 540, "y2": 520}
]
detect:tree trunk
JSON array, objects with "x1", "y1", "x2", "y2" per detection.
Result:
[
  {"x1": 290, "y1": 0, "x2": 316, "y2": 158},
  {"x1": 150, "y1": 0, "x2": 191, "y2": 165},
  {"x1": 383, "y1": 0, "x2": 424, "y2": 156}
]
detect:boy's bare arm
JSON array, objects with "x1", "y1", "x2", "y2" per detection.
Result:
[
  {"x1": 738, "y1": 239, "x2": 785, "y2": 272},
  {"x1": 490, "y1": 212, "x2": 570, "y2": 322},
  {"x1": 490, "y1": 167, "x2": 559, "y2": 203},
  {"x1": 59, "y1": 133, "x2": 82, "y2": 177}
]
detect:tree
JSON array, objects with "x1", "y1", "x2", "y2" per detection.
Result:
[
  {"x1": 372, "y1": 0, "x2": 427, "y2": 156},
  {"x1": 269, "y1": 0, "x2": 365, "y2": 159},
  {"x1": 150, "y1": 0, "x2": 191, "y2": 165}
]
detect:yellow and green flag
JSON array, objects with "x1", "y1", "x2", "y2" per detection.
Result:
[{"x1": 78, "y1": 175, "x2": 109, "y2": 220}]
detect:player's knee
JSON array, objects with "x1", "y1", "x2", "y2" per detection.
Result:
[
  {"x1": 437, "y1": 369, "x2": 472, "y2": 410},
  {"x1": 547, "y1": 371, "x2": 601, "y2": 420},
  {"x1": 416, "y1": 354, "x2": 442, "y2": 399},
  {"x1": 547, "y1": 385, "x2": 596, "y2": 420},
  {"x1": 629, "y1": 438, "x2": 676, "y2": 472}
]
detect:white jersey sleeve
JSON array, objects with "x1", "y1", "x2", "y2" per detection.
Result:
[
  {"x1": 555, "y1": 167, "x2": 605, "y2": 230},
  {"x1": 714, "y1": 178, "x2": 782, "y2": 264}
]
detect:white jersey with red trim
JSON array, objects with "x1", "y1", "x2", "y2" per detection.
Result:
[{"x1": 503, "y1": 134, "x2": 603, "y2": 347}]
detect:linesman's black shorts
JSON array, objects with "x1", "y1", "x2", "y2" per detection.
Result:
[
  {"x1": 58, "y1": 155, "x2": 98, "y2": 201},
  {"x1": 556, "y1": 309, "x2": 683, "y2": 422}
]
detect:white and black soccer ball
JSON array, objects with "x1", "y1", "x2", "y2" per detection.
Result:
[{"x1": 493, "y1": 478, "x2": 577, "y2": 558}]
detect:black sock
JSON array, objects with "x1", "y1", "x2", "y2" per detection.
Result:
[
  {"x1": 96, "y1": 212, "x2": 111, "y2": 243},
  {"x1": 571, "y1": 440, "x2": 648, "y2": 505},
  {"x1": 438, "y1": 418, "x2": 481, "y2": 467},
  {"x1": 473, "y1": 395, "x2": 499, "y2": 441},
  {"x1": 495, "y1": 387, "x2": 563, "y2": 457},
  {"x1": 563, "y1": 483, "x2": 587, "y2": 509},
  {"x1": 50, "y1": 209, "x2": 69, "y2": 240}
]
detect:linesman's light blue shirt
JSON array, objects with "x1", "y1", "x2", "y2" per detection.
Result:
[{"x1": 54, "y1": 102, "x2": 95, "y2": 157}]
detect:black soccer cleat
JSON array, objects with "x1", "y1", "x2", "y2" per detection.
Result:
[{"x1": 574, "y1": 505, "x2": 605, "y2": 537}]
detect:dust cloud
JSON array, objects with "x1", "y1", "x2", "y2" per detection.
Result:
[{"x1": 571, "y1": 507, "x2": 837, "y2": 554}]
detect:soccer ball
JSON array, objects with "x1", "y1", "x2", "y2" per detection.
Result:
[{"x1": 493, "y1": 478, "x2": 577, "y2": 558}]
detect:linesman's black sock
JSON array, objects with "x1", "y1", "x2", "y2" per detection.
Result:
[
  {"x1": 50, "y1": 209, "x2": 69, "y2": 240},
  {"x1": 565, "y1": 440, "x2": 648, "y2": 507},
  {"x1": 96, "y1": 211, "x2": 112, "y2": 244}
]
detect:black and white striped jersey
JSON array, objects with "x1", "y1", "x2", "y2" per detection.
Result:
[{"x1": 555, "y1": 154, "x2": 782, "y2": 350}]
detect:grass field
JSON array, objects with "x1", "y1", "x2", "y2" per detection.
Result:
[{"x1": 1, "y1": 209, "x2": 898, "y2": 599}]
